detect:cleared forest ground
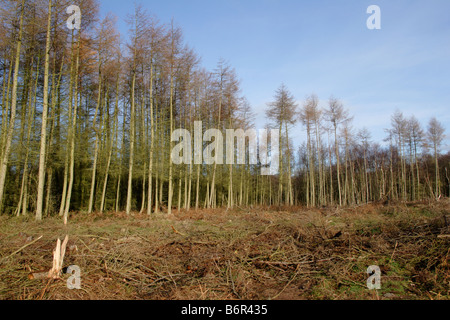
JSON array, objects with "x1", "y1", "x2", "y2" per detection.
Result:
[{"x1": 0, "y1": 200, "x2": 449, "y2": 300}]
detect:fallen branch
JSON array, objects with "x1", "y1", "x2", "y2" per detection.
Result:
[
  {"x1": 254, "y1": 257, "x2": 334, "y2": 267},
  {"x1": 39, "y1": 279, "x2": 52, "y2": 300},
  {"x1": 28, "y1": 272, "x2": 49, "y2": 280},
  {"x1": 389, "y1": 241, "x2": 399, "y2": 264},
  {"x1": 78, "y1": 234, "x2": 110, "y2": 241},
  {"x1": 171, "y1": 225, "x2": 186, "y2": 236},
  {"x1": 1, "y1": 235, "x2": 43, "y2": 263},
  {"x1": 270, "y1": 265, "x2": 301, "y2": 300}
]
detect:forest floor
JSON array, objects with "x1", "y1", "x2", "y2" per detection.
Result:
[{"x1": 0, "y1": 200, "x2": 449, "y2": 300}]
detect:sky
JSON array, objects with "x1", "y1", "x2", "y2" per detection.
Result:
[{"x1": 99, "y1": 0, "x2": 450, "y2": 152}]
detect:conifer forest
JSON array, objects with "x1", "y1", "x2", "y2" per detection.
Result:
[{"x1": 0, "y1": 0, "x2": 448, "y2": 302}]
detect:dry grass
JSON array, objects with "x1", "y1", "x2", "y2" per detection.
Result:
[{"x1": 0, "y1": 200, "x2": 449, "y2": 300}]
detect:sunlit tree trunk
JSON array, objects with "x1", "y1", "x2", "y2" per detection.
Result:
[
  {"x1": 36, "y1": 0, "x2": 53, "y2": 221},
  {"x1": 64, "y1": 39, "x2": 80, "y2": 224},
  {"x1": 0, "y1": 0, "x2": 25, "y2": 211}
]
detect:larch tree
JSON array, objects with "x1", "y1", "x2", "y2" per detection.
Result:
[
  {"x1": 87, "y1": 14, "x2": 119, "y2": 214},
  {"x1": 391, "y1": 111, "x2": 408, "y2": 201},
  {"x1": 125, "y1": 5, "x2": 148, "y2": 215},
  {"x1": 427, "y1": 117, "x2": 445, "y2": 198},
  {"x1": 407, "y1": 116, "x2": 424, "y2": 200},
  {"x1": 0, "y1": 0, "x2": 25, "y2": 211},
  {"x1": 325, "y1": 97, "x2": 351, "y2": 206},
  {"x1": 35, "y1": 0, "x2": 53, "y2": 221},
  {"x1": 299, "y1": 94, "x2": 323, "y2": 207},
  {"x1": 266, "y1": 84, "x2": 297, "y2": 206},
  {"x1": 357, "y1": 128, "x2": 371, "y2": 204}
]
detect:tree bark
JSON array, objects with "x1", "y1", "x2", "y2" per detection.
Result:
[
  {"x1": 0, "y1": 0, "x2": 25, "y2": 211},
  {"x1": 36, "y1": 0, "x2": 53, "y2": 221}
]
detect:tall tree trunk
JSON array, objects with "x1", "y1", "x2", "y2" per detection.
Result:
[
  {"x1": 435, "y1": 144, "x2": 440, "y2": 197},
  {"x1": 64, "y1": 39, "x2": 80, "y2": 224},
  {"x1": 36, "y1": 0, "x2": 53, "y2": 221},
  {"x1": 334, "y1": 126, "x2": 342, "y2": 206},
  {"x1": 0, "y1": 0, "x2": 25, "y2": 211},
  {"x1": 195, "y1": 162, "x2": 200, "y2": 210},
  {"x1": 167, "y1": 23, "x2": 176, "y2": 215},
  {"x1": 59, "y1": 32, "x2": 76, "y2": 216},
  {"x1": 100, "y1": 74, "x2": 119, "y2": 213},
  {"x1": 286, "y1": 125, "x2": 293, "y2": 206},
  {"x1": 0, "y1": 55, "x2": 13, "y2": 156},
  {"x1": 278, "y1": 123, "x2": 283, "y2": 205},
  {"x1": 116, "y1": 84, "x2": 127, "y2": 213},
  {"x1": 126, "y1": 69, "x2": 136, "y2": 215},
  {"x1": 315, "y1": 122, "x2": 323, "y2": 206},
  {"x1": 328, "y1": 132, "x2": 334, "y2": 205},
  {"x1": 88, "y1": 70, "x2": 103, "y2": 214},
  {"x1": 16, "y1": 58, "x2": 39, "y2": 216},
  {"x1": 146, "y1": 70, "x2": 155, "y2": 215},
  {"x1": 139, "y1": 87, "x2": 146, "y2": 214}
]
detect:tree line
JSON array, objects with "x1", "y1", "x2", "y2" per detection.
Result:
[{"x1": 0, "y1": 0, "x2": 448, "y2": 221}]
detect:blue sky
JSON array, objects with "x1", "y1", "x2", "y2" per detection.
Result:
[{"x1": 100, "y1": 0, "x2": 450, "y2": 152}]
